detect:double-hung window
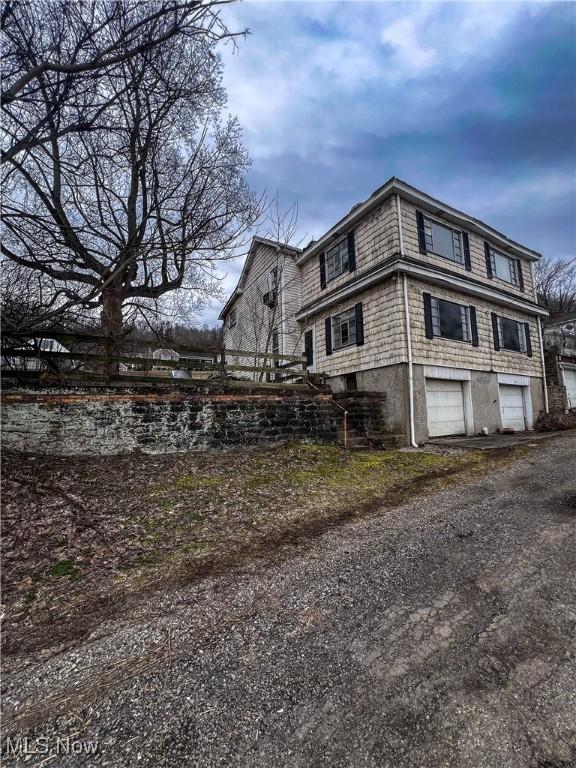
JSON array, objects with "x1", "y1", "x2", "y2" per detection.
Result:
[
  {"x1": 497, "y1": 316, "x2": 526, "y2": 353},
  {"x1": 228, "y1": 308, "x2": 237, "y2": 328},
  {"x1": 332, "y1": 307, "x2": 357, "y2": 349},
  {"x1": 487, "y1": 247, "x2": 519, "y2": 286},
  {"x1": 423, "y1": 218, "x2": 464, "y2": 265},
  {"x1": 430, "y1": 297, "x2": 471, "y2": 342},
  {"x1": 269, "y1": 268, "x2": 278, "y2": 290},
  {"x1": 325, "y1": 238, "x2": 349, "y2": 283}
]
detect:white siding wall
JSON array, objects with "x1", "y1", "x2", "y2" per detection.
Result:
[{"x1": 222, "y1": 243, "x2": 302, "y2": 379}]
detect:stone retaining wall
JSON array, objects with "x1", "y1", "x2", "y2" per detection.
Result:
[{"x1": 1, "y1": 382, "x2": 339, "y2": 455}]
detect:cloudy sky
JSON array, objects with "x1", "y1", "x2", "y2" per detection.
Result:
[{"x1": 201, "y1": 0, "x2": 576, "y2": 325}]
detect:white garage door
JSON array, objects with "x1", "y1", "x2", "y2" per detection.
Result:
[
  {"x1": 426, "y1": 379, "x2": 465, "y2": 437},
  {"x1": 499, "y1": 384, "x2": 525, "y2": 431},
  {"x1": 564, "y1": 369, "x2": 576, "y2": 409}
]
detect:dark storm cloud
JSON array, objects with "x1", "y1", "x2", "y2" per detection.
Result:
[{"x1": 202, "y1": 1, "x2": 575, "y2": 324}]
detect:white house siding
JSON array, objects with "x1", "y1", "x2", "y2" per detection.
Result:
[
  {"x1": 279, "y1": 255, "x2": 304, "y2": 356},
  {"x1": 399, "y1": 197, "x2": 536, "y2": 301},
  {"x1": 223, "y1": 242, "x2": 302, "y2": 379},
  {"x1": 300, "y1": 196, "x2": 399, "y2": 308}
]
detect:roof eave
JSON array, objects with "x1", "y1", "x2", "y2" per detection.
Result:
[{"x1": 296, "y1": 178, "x2": 542, "y2": 265}]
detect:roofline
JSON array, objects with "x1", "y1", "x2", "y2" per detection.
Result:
[
  {"x1": 296, "y1": 177, "x2": 542, "y2": 265},
  {"x1": 218, "y1": 236, "x2": 302, "y2": 321}
]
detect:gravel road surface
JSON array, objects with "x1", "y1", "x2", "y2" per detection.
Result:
[{"x1": 3, "y1": 434, "x2": 576, "y2": 767}]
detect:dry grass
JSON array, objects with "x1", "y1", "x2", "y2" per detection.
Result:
[{"x1": 2, "y1": 443, "x2": 519, "y2": 657}]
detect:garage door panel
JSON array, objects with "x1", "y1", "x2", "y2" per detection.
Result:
[
  {"x1": 499, "y1": 384, "x2": 525, "y2": 431},
  {"x1": 426, "y1": 379, "x2": 465, "y2": 437},
  {"x1": 564, "y1": 369, "x2": 576, "y2": 409}
]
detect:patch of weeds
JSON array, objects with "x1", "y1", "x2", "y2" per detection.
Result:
[
  {"x1": 49, "y1": 560, "x2": 80, "y2": 578},
  {"x1": 182, "y1": 509, "x2": 204, "y2": 523},
  {"x1": 173, "y1": 474, "x2": 221, "y2": 492},
  {"x1": 284, "y1": 449, "x2": 453, "y2": 489},
  {"x1": 24, "y1": 589, "x2": 37, "y2": 606},
  {"x1": 244, "y1": 472, "x2": 280, "y2": 489},
  {"x1": 132, "y1": 551, "x2": 162, "y2": 567},
  {"x1": 141, "y1": 517, "x2": 159, "y2": 531}
]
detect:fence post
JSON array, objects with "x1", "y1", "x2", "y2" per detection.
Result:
[{"x1": 219, "y1": 347, "x2": 226, "y2": 380}]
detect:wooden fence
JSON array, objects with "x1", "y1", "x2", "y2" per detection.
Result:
[{"x1": 1, "y1": 330, "x2": 310, "y2": 387}]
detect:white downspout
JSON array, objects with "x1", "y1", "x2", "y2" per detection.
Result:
[
  {"x1": 537, "y1": 317, "x2": 549, "y2": 414},
  {"x1": 397, "y1": 193, "x2": 417, "y2": 447}
]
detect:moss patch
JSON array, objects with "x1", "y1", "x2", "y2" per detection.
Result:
[
  {"x1": 48, "y1": 560, "x2": 79, "y2": 578},
  {"x1": 173, "y1": 474, "x2": 221, "y2": 492}
]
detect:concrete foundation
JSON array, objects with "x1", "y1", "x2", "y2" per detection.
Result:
[{"x1": 326, "y1": 363, "x2": 546, "y2": 444}]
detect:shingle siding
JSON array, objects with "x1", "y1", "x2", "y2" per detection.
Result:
[
  {"x1": 400, "y1": 197, "x2": 535, "y2": 298},
  {"x1": 308, "y1": 279, "x2": 407, "y2": 378},
  {"x1": 407, "y1": 278, "x2": 543, "y2": 377},
  {"x1": 301, "y1": 196, "x2": 399, "y2": 307},
  {"x1": 221, "y1": 187, "x2": 545, "y2": 399}
]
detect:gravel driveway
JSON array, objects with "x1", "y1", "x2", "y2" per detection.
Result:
[{"x1": 3, "y1": 433, "x2": 576, "y2": 767}]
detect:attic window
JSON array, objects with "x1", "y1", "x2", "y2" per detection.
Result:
[{"x1": 228, "y1": 308, "x2": 237, "y2": 328}]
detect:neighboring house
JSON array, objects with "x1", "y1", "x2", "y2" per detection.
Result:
[
  {"x1": 2, "y1": 337, "x2": 70, "y2": 371},
  {"x1": 219, "y1": 236, "x2": 303, "y2": 375},
  {"x1": 135, "y1": 348, "x2": 214, "y2": 379},
  {"x1": 543, "y1": 317, "x2": 576, "y2": 410},
  {"x1": 220, "y1": 178, "x2": 549, "y2": 442}
]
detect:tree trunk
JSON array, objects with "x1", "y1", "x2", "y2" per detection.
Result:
[{"x1": 99, "y1": 288, "x2": 123, "y2": 376}]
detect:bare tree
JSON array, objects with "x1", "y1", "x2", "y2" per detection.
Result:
[
  {"x1": 1, "y1": 0, "x2": 241, "y2": 164},
  {"x1": 535, "y1": 256, "x2": 576, "y2": 322},
  {"x1": 2, "y1": 0, "x2": 260, "y2": 337}
]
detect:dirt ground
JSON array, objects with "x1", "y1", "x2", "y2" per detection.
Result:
[
  {"x1": 2, "y1": 442, "x2": 508, "y2": 658},
  {"x1": 2, "y1": 435, "x2": 575, "y2": 767}
]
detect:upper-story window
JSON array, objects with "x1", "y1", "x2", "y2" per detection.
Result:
[
  {"x1": 487, "y1": 246, "x2": 519, "y2": 286},
  {"x1": 320, "y1": 231, "x2": 356, "y2": 289},
  {"x1": 228, "y1": 308, "x2": 237, "y2": 328},
  {"x1": 269, "y1": 267, "x2": 278, "y2": 290},
  {"x1": 423, "y1": 217, "x2": 464, "y2": 265},
  {"x1": 326, "y1": 237, "x2": 349, "y2": 283}
]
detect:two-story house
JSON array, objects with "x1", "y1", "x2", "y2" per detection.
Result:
[
  {"x1": 219, "y1": 236, "x2": 303, "y2": 373},
  {"x1": 220, "y1": 179, "x2": 549, "y2": 443}
]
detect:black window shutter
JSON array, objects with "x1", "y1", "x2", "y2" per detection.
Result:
[
  {"x1": 524, "y1": 323, "x2": 532, "y2": 357},
  {"x1": 491, "y1": 312, "x2": 500, "y2": 350},
  {"x1": 517, "y1": 260, "x2": 525, "y2": 292},
  {"x1": 354, "y1": 303, "x2": 364, "y2": 346},
  {"x1": 319, "y1": 252, "x2": 326, "y2": 289},
  {"x1": 423, "y1": 293, "x2": 434, "y2": 339},
  {"x1": 485, "y1": 242, "x2": 493, "y2": 278},
  {"x1": 462, "y1": 232, "x2": 471, "y2": 271},
  {"x1": 304, "y1": 330, "x2": 313, "y2": 367},
  {"x1": 347, "y1": 231, "x2": 356, "y2": 272},
  {"x1": 416, "y1": 211, "x2": 427, "y2": 254},
  {"x1": 325, "y1": 317, "x2": 332, "y2": 356},
  {"x1": 469, "y1": 306, "x2": 479, "y2": 347}
]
